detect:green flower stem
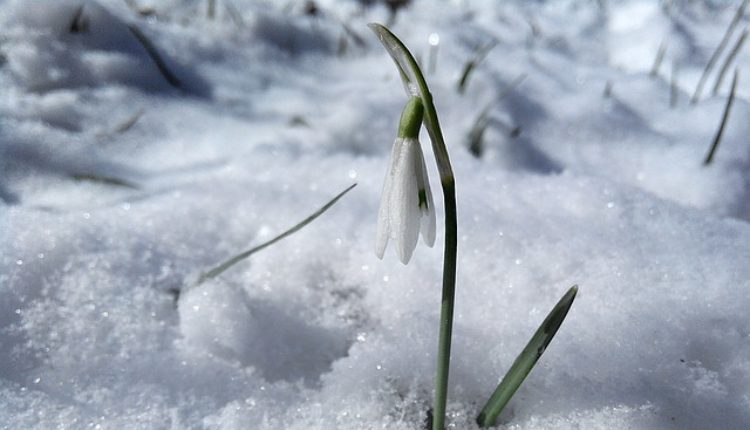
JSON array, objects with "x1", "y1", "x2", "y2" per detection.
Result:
[
  {"x1": 434, "y1": 182, "x2": 457, "y2": 430},
  {"x1": 368, "y1": 23, "x2": 457, "y2": 430}
]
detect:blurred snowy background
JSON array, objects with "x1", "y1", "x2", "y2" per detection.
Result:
[{"x1": 2, "y1": 0, "x2": 750, "y2": 428}]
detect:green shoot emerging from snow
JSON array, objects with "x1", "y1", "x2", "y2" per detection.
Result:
[
  {"x1": 369, "y1": 23, "x2": 457, "y2": 430},
  {"x1": 370, "y1": 24, "x2": 578, "y2": 430},
  {"x1": 477, "y1": 286, "x2": 578, "y2": 427}
]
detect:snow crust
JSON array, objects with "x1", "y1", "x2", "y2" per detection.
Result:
[{"x1": 2, "y1": 0, "x2": 750, "y2": 428}]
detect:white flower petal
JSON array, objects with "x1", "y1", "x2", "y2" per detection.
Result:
[
  {"x1": 422, "y1": 205, "x2": 436, "y2": 247},
  {"x1": 414, "y1": 139, "x2": 436, "y2": 247},
  {"x1": 391, "y1": 138, "x2": 421, "y2": 264},
  {"x1": 375, "y1": 141, "x2": 401, "y2": 259},
  {"x1": 375, "y1": 136, "x2": 435, "y2": 264}
]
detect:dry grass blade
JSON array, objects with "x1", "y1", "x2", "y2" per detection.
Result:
[
  {"x1": 127, "y1": 24, "x2": 183, "y2": 90},
  {"x1": 69, "y1": 4, "x2": 88, "y2": 33},
  {"x1": 224, "y1": 2, "x2": 246, "y2": 27},
  {"x1": 207, "y1": 0, "x2": 216, "y2": 20},
  {"x1": 649, "y1": 39, "x2": 667, "y2": 78},
  {"x1": 195, "y1": 183, "x2": 357, "y2": 285},
  {"x1": 467, "y1": 110, "x2": 492, "y2": 158},
  {"x1": 712, "y1": 29, "x2": 747, "y2": 96},
  {"x1": 670, "y1": 60, "x2": 679, "y2": 108},
  {"x1": 467, "y1": 73, "x2": 526, "y2": 157},
  {"x1": 337, "y1": 21, "x2": 366, "y2": 56},
  {"x1": 457, "y1": 41, "x2": 498, "y2": 94},
  {"x1": 497, "y1": 73, "x2": 527, "y2": 101},
  {"x1": 341, "y1": 22, "x2": 366, "y2": 48},
  {"x1": 114, "y1": 109, "x2": 145, "y2": 134},
  {"x1": 704, "y1": 69, "x2": 739, "y2": 166},
  {"x1": 95, "y1": 110, "x2": 144, "y2": 139},
  {"x1": 467, "y1": 113, "x2": 519, "y2": 158},
  {"x1": 124, "y1": 0, "x2": 156, "y2": 18},
  {"x1": 70, "y1": 173, "x2": 139, "y2": 189},
  {"x1": 692, "y1": 0, "x2": 748, "y2": 103}
]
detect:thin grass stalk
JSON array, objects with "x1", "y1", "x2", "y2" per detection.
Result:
[
  {"x1": 712, "y1": 29, "x2": 747, "y2": 95},
  {"x1": 662, "y1": 0, "x2": 675, "y2": 16},
  {"x1": 649, "y1": 39, "x2": 667, "y2": 78},
  {"x1": 225, "y1": 1, "x2": 246, "y2": 27},
  {"x1": 467, "y1": 103, "x2": 496, "y2": 158},
  {"x1": 467, "y1": 112, "x2": 491, "y2": 158},
  {"x1": 341, "y1": 22, "x2": 367, "y2": 48},
  {"x1": 525, "y1": 14, "x2": 541, "y2": 39},
  {"x1": 497, "y1": 73, "x2": 527, "y2": 101},
  {"x1": 368, "y1": 23, "x2": 457, "y2": 430},
  {"x1": 704, "y1": 69, "x2": 739, "y2": 165},
  {"x1": 207, "y1": 0, "x2": 216, "y2": 19},
  {"x1": 468, "y1": 115, "x2": 520, "y2": 158},
  {"x1": 692, "y1": 0, "x2": 747, "y2": 103},
  {"x1": 337, "y1": 35, "x2": 349, "y2": 57},
  {"x1": 467, "y1": 73, "x2": 527, "y2": 157},
  {"x1": 127, "y1": 24, "x2": 184, "y2": 90},
  {"x1": 70, "y1": 173, "x2": 139, "y2": 189},
  {"x1": 489, "y1": 118, "x2": 521, "y2": 138},
  {"x1": 457, "y1": 42, "x2": 497, "y2": 94},
  {"x1": 195, "y1": 183, "x2": 356, "y2": 285},
  {"x1": 69, "y1": 4, "x2": 87, "y2": 33},
  {"x1": 337, "y1": 21, "x2": 367, "y2": 56},
  {"x1": 670, "y1": 60, "x2": 679, "y2": 108},
  {"x1": 114, "y1": 109, "x2": 144, "y2": 134}
]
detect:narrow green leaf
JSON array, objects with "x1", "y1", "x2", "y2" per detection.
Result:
[
  {"x1": 114, "y1": 109, "x2": 144, "y2": 134},
  {"x1": 368, "y1": 23, "x2": 455, "y2": 183},
  {"x1": 195, "y1": 183, "x2": 356, "y2": 285},
  {"x1": 649, "y1": 39, "x2": 667, "y2": 78},
  {"x1": 368, "y1": 25, "x2": 414, "y2": 95},
  {"x1": 467, "y1": 107, "x2": 492, "y2": 158},
  {"x1": 207, "y1": 0, "x2": 216, "y2": 20},
  {"x1": 477, "y1": 285, "x2": 578, "y2": 428},
  {"x1": 70, "y1": 173, "x2": 139, "y2": 189},
  {"x1": 711, "y1": 29, "x2": 747, "y2": 96},
  {"x1": 457, "y1": 41, "x2": 497, "y2": 94},
  {"x1": 704, "y1": 69, "x2": 739, "y2": 166},
  {"x1": 691, "y1": 0, "x2": 748, "y2": 103},
  {"x1": 467, "y1": 73, "x2": 526, "y2": 158},
  {"x1": 127, "y1": 24, "x2": 183, "y2": 90}
]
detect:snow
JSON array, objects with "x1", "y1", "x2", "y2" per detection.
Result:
[{"x1": 1, "y1": 0, "x2": 750, "y2": 428}]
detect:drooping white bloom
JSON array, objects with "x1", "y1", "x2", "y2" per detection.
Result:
[{"x1": 375, "y1": 136, "x2": 436, "y2": 264}]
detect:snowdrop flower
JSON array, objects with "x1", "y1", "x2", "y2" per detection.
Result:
[{"x1": 375, "y1": 97, "x2": 436, "y2": 264}]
